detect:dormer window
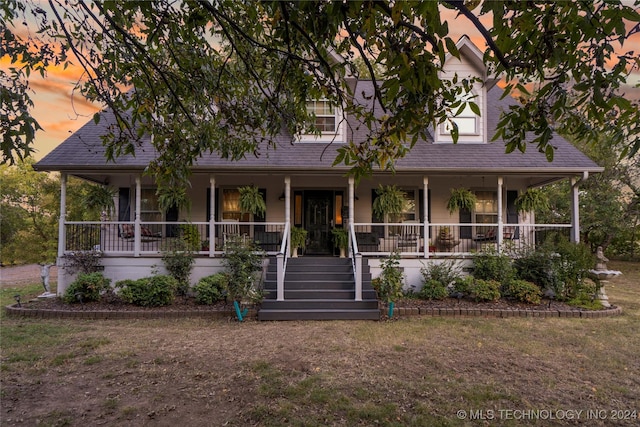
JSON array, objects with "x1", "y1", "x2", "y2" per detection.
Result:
[
  {"x1": 298, "y1": 99, "x2": 344, "y2": 143},
  {"x1": 307, "y1": 100, "x2": 336, "y2": 133},
  {"x1": 441, "y1": 91, "x2": 479, "y2": 136}
]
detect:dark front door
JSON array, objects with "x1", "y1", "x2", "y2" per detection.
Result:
[{"x1": 304, "y1": 191, "x2": 333, "y2": 255}]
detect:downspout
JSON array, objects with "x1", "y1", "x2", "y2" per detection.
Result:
[{"x1": 571, "y1": 171, "x2": 589, "y2": 243}]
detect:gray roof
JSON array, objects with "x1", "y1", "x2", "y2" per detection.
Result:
[{"x1": 35, "y1": 81, "x2": 602, "y2": 176}]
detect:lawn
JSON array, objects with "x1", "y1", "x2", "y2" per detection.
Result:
[{"x1": 1, "y1": 261, "x2": 639, "y2": 426}]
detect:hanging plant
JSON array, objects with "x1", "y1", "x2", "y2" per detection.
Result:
[
  {"x1": 290, "y1": 227, "x2": 307, "y2": 250},
  {"x1": 372, "y1": 184, "x2": 407, "y2": 222},
  {"x1": 83, "y1": 185, "x2": 116, "y2": 218},
  {"x1": 238, "y1": 185, "x2": 266, "y2": 217},
  {"x1": 446, "y1": 188, "x2": 477, "y2": 214},
  {"x1": 515, "y1": 188, "x2": 550, "y2": 213},
  {"x1": 158, "y1": 186, "x2": 191, "y2": 213}
]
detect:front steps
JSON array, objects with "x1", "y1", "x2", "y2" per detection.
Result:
[{"x1": 258, "y1": 257, "x2": 380, "y2": 321}]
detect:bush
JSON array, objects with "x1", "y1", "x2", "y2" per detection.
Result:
[
  {"x1": 418, "y1": 279, "x2": 449, "y2": 300},
  {"x1": 194, "y1": 273, "x2": 229, "y2": 305},
  {"x1": 62, "y1": 249, "x2": 103, "y2": 275},
  {"x1": 372, "y1": 252, "x2": 404, "y2": 304},
  {"x1": 63, "y1": 272, "x2": 111, "y2": 303},
  {"x1": 162, "y1": 240, "x2": 195, "y2": 296},
  {"x1": 452, "y1": 276, "x2": 474, "y2": 297},
  {"x1": 468, "y1": 279, "x2": 501, "y2": 302},
  {"x1": 420, "y1": 259, "x2": 461, "y2": 286},
  {"x1": 567, "y1": 281, "x2": 602, "y2": 310},
  {"x1": 513, "y1": 248, "x2": 558, "y2": 291},
  {"x1": 223, "y1": 236, "x2": 265, "y2": 303},
  {"x1": 502, "y1": 279, "x2": 542, "y2": 304},
  {"x1": 472, "y1": 248, "x2": 514, "y2": 283},
  {"x1": 116, "y1": 275, "x2": 177, "y2": 307}
]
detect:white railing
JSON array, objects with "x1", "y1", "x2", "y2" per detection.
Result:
[{"x1": 349, "y1": 223, "x2": 362, "y2": 301}]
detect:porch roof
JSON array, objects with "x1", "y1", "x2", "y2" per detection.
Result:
[{"x1": 35, "y1": 82, "x2": 602, "y2": 180}]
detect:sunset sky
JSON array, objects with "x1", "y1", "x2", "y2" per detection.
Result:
[{"x1": 3, "y1": 4, "x2": 639, "y2": 161}]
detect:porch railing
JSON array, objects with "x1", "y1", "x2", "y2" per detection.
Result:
[
  {"x1": 352, "y1": 222, "x2": 572, "y2": 256},
  {"x1": 63, "y1": 221, "x2": 287, "y2": 256}
]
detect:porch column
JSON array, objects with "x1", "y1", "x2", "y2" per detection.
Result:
[
  {"x1": 348, "y1": 176, "x2": 355, "y2": 226},
  {"x1": 570, "y1": 173, "x2": 587, "y2": 243},
  {"x1": 209, "y1": 176, "x2": 215, "y2": 258},
  {"x1": 56, "y1": 173, "x2": 67, "y2": 296},
  {"x1": 423, "y1": 176, "x2": 429, "y2": 259},
  {"x1": 284, "y1": 175, "x2": 291, "y2": 254},
  {"x1": 57, "y1": 173, "x2": 67, "y2": 258},
  {"x1": 134, "y1": 175, "x2": 141, "y2": 257},
  {"x1": 497, "y1": 177, "x2": 504, "y2": 249}
]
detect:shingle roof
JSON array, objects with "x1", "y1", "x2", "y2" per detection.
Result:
[{"x1": 35, "y1": 81, "x2": 602, "y2": 175}]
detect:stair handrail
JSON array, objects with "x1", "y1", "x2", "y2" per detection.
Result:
[
  {"x1": 349, "y1": 223, "x2": 363, "y2": 301},
  {"x1": 276, "y1": 222, "x2": 290, "y2": 301}
]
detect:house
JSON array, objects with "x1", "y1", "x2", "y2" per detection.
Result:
[{"x1": 35, "y1": 37, "x2": 602, "y2": 319}]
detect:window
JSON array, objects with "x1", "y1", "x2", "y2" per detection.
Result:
[
  {"x1": 222, "y1": 189, "x2": 250, "y2": 222},
  {"x1": 306, "y1": 100, "x2": 336, "y2": 133},
  {"x1": 139, "y1": 188, "x2": 161, "y2": 222},
  {"x1": 441, "y1": 91, "x2": 479, "y2": 136},
  {"x1": 474, "y1": 191, "x2": 497, "y2": 234}
]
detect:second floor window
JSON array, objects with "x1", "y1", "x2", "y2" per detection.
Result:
[{"x1": 306, "y1": 100, "x2": 336, "y2": 133}]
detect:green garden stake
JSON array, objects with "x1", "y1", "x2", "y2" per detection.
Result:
[
  {"x1": 388, "y1": 301, "x2": 395, "y2": 319},
  {"x1": 233, "y1": 301, "x2": 245, "y2": 322}
]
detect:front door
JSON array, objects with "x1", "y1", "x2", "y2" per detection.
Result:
[{"x1": 304, "y1": 191, "x2": 333, "y2": 255}]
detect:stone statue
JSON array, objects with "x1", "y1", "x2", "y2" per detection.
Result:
[
  {"x1": 40, "y1": 263, "x2": 53, "y2": 294},
  {"x1": 595, "y1": 246, "x2": 609, "y2": 271}
]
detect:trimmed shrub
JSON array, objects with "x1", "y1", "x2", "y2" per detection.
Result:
[
  {"x1": 116, "y1": 275, "x2": 177, "y2": 307},
  {"x1": 473, "y1": 248, "x2": 514, "y2": 283},
  {"x1": 502, "y1": 279, "x2": 542, "y2": 304},
  {"x1": 162, "y1": 240, "x2": 195, "y2": 296},
  {"x1": 63, "y1": 272, "x2": 111, "y2": 303},
  {"x1": 194, "y1": 273, "x2": 229, "y2": 305},
  {"x1": 418, "y1": 279, "x2": 449, "y2": 300},
  {"x1": 468, "y1": 279, "x2": 501, "y2": 302},
  {"x1": 452, "y1": 276, "x2": 474, "y2": 297}
]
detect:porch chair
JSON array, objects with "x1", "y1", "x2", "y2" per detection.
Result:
[
  {"x1": 397, "y1": 221, "x2": 421, "y2": 252},
  {"x1": 220, "y1": 220, "x2": 240, "y2": 250}
]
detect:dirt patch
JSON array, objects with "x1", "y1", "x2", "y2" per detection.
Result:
[{"x1": 0, "y1": 264, "x2": 57, "y2": 288}]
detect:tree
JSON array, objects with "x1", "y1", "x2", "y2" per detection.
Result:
[
  {"x1": 0, "y1": 158, "x2": 103, "y2": 264},
  {"x1": 537, "y1": 133, "x2": 640, "y2": 259},
  {"x1": 2, "y1": 1, "x2": 639, "y2": 207}
]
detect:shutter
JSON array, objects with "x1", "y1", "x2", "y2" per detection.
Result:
[
  {"x1": 118, "y1": 188, "x2": 130, "y2": 221},
  {"x1": 506, "y1": 190, "x2": 520, "y2": 239},
  {"x1": 459, "y1": 208, "x2": 472, "y2": 239},
  {"x1": 371, "y1": 189, "x2": 384, "y2": 238}
]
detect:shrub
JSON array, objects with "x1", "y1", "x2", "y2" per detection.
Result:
[
  {"x1": 194, "y1": 273, "x2": 229, "y2": 305},
  {"x1": 162, "y1": 240, "x2": 195, "y2": 296},
  {"x1": 567, "y1": 281, "x2": 602, "y2": 310},
  {"x1": 513, "y1": 248, "x2": 558, "y2": 291},
  {"x1": 62, "y1": 249, "x2": 103, "y2": 275},
  {"x1": 502, "y1": 279, "x2": 542, "y2": 304},
  {"x1": 223, "y1": 236, "x2": 265, "y2": 303},
  {"x1": 468, "y1": 279, "x2": 501, "y2": 302},
  {"x1": 418, "y1": 279, "x2": 449, "y2": 300},
  {"x1": 420, "y1": 259, "x2": 461, "y2": 286},
  {"x1": 372, "y1": 252, "x2": 404, "y2": 304},
  {"x1": 452, "y1": 276, "x2": 474, "y2": 297},
  {"x1": 116, "y1": 275, "x2": 177, "y2": 307},
  {"x1": 472, "y1": 248, "x2": 514, "y2": 283},
  {"x1": 63, "y1": 272, "x2": 111, "y2": 303}
]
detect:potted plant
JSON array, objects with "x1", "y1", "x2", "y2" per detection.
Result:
[
  {"x1": 371, "y1": 252, "x2": 404, "y2": 319},
  {"x1": 331, "y1": 227, "x2": 349, "y2": 257},
  {"x1": 201, "y1": 240, "x2": 210, "y2": 252},
  {"x1": 238, "y1": 185, "x2": 266, "y2": 217},
  {"x1": 446, "y1": 187, "x2": 477, "y2": 214},
  {"x1": 290, "y1": 227, "x2": 307, "y2": 257},
  {"x1": 515, "y1": 188, "x2": 550, "y2": 214}
]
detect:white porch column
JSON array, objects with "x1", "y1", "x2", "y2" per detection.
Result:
[
  {"x1": 209, "y1": 176, "x2": 216, "y2": 258},
  {"x1": 497, "y1": 177, "x2": 504, "y2": 249},
  {"x1": 570, "y1": 174, "x2": 587, "y2": 243},
  {"x1": 134, "y1": 175, "x2": 141, "y2": 257},
  {"x1": 423, "y1": 176, "x2": 429, "y2": 259},
  {"x1": 284, "y1": 175, "x2": 291, "y2": 253},
  {"x1": 57, "y1": 173, "x2": 67, "y2": 258},
  {"x1": 348, "y1": 176, "x2": 355, "y2": 226}
]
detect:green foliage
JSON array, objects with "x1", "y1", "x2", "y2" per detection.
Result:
[
  {"x1": 472, "y1": 248, "x2": 514, "y2": 283},
  {"x1": 331, "y1": 227, "x2": 349, "y2": 249},
  {"x1": 468, "y1": 279, "x2": 501, "y2": 302},
  {"x1": 62, "y1": 250, "x2": 103, "y2": 275},
  {"x1": 193, "y1": 273, "x2": 229, "y2": 305},
  {"x1": 290, "y1": 227, "x2": 307, "y2": 250},
  {"x1": 372, "y1": 252, "x2": 404, "y2": 304},
  {"x1": 63, "y1": 272, "x2": 111, "y2": 304},
  {"x1": 513, "y1": 248, "x2": 557, "y2": 291},
  {"x1": 452, "y1": 276, "x2": 474, "y2": 296},
  {"x1": 514, "y1": 188, "x2": 550, "y2": 213},
  {"x1": 238, "y1": 185, "x2": 266, "y2": 217},
  {"x1": 83, "y1": 185, "x2": 116, "y2": 218},
  {"x1": 418, "y1": 279, "x2": 449, "y2": 300},
  {"x1": 179, "y1": 224, "x2": 201, "y2": 251},
  {"x1": 116, "y1": 275, "x2": 177, "y2": 307},
  {"x1": 446, "y1": 188, "x2": 477, "y2": 214},
  {"x1": 567, "y1": 282, "x2": 603, "y2": 310},
  {"x1": 372, "y1": 185, "x2": 407, "y2": 221},
  {"x1": 223, "y1": 236, "x2": 265, "y2": 303},
  {"x1": 161, "y1": 241, "x2": 195, "y2": 296},
  {"x1": 420, "y1": 259, "x2": 461, "y2": 287},
  {"x1": 502, "y1": 279, "x2": 542, "y2": 304}
]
